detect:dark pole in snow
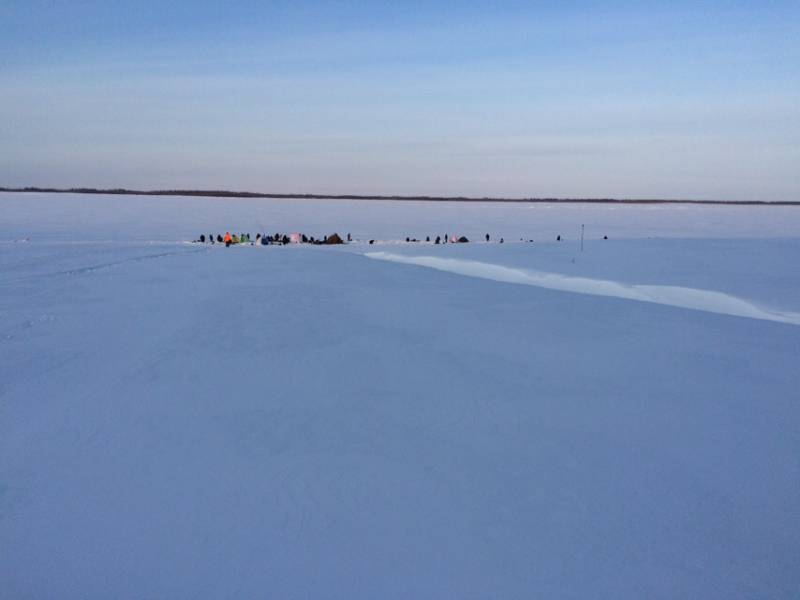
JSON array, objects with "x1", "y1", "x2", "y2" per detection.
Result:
[{"x1": 581, "y1": 224, "x2": 584, "y2": 252}]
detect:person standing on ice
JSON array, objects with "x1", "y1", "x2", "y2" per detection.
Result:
[{"x1": 224, "y1": 232, "x2": 232, "y2": 247}]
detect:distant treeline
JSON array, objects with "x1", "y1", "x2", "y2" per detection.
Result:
[{"x1": 1, "y1": 186, "x2": 798, "y2": 205}]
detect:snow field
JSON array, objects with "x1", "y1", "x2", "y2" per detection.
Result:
[{"x1": 1, "y1": 193, "x2": 799, "y2": 599}]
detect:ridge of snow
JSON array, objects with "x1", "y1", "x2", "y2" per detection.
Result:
[{"x1": 365, "y1": 252, "x2": 800, "y2": 325}]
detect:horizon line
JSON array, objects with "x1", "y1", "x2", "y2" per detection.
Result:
[{"x1": 2, "y1": 186, "x2": 799, "y2": 206}]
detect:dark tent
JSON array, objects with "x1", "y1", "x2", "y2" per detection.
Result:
[
  {"x1": 324, "y1": 233, "x2": 344, "y2": 245},
  {"x1": 457, "y1": 236, "x2": 469, "y2": 243}
]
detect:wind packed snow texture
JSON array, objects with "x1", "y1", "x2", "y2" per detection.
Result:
[{"x1": 1, "y1": 193, "x2": 799, "y2": 599}]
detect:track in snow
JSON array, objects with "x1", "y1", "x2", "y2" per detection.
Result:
[{"x1": 365, "y1": 252, "x2": 800, "y2": 326}]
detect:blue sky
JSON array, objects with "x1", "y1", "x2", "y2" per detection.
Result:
[{"x1": 1, "y1": 1, "x2": 798, "y2": 199}]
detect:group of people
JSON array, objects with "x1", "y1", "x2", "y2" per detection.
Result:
[
  {"x1": 386, "y1": 233, "x2": 502, "y2": 245},
  {"x1": 194, "y1": 231, "x2": 602, "y2": 247},
  {"x1": 194, "y1": 232, "x2": 350, "y2": 247},
  {"x1": 194, "y1": 233, "x2": 251, "y2": 246},
  {"x1": 401, "y1": 234, "x2": 477, "y2": 244}
]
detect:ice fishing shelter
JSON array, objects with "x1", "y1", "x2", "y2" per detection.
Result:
[{"x1": 324, "y1": 233, "x2": 344, "y2": 245}]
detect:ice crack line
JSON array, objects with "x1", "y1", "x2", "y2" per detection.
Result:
[{"x1": 365, "y1": 252, "x2": 800, "y2": 326}]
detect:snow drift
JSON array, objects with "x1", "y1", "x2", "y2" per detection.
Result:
[{"x1": 365, "y1": 252, "x2": 800, "y2": 325}]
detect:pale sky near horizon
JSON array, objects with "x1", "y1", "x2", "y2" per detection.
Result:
[{"x1": 1, "y1": 1, "x2": 798, "y2": 200}]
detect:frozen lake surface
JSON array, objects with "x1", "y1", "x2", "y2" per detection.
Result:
[{"x1": 2, "y1": 193, "x2": 799, "y2": 598}]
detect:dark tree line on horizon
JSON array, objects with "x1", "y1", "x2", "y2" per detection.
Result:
[{"x1": 0, "y1": 186, "x2": 797, "y2": 205}]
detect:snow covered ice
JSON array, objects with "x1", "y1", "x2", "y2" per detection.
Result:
[{"x1": 2, "y1": 193, "x2": 800, "y2": 598}]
